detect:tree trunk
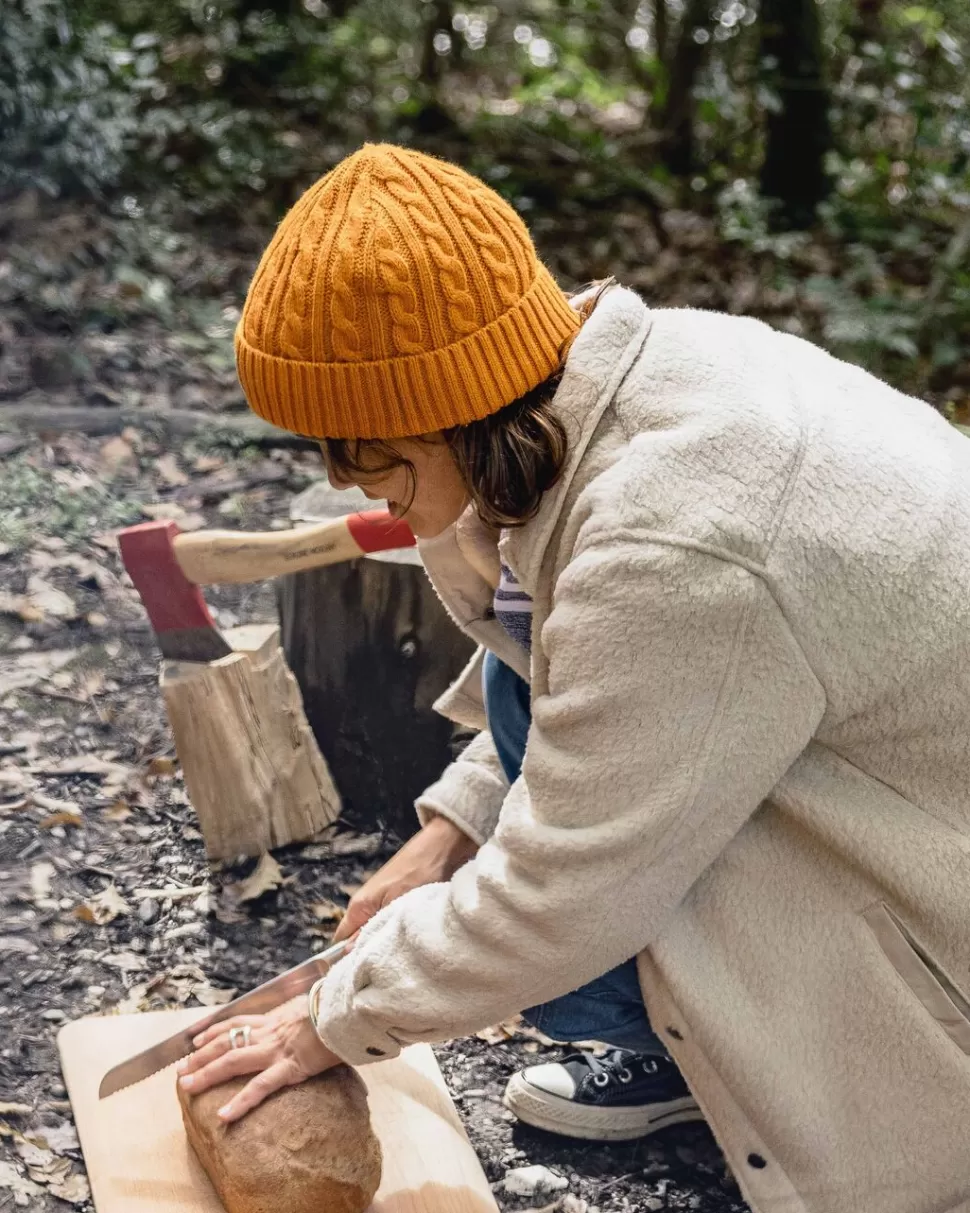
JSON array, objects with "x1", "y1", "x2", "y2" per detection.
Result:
[
  {"x1": 653, "y1": 0, "x2": 668, "y2": 68},
  {"x1": 658, "y1": 0, "x2": 712, "y2": 177},
  {"x1": 276, "y1": 484, "x2": 476, "y2": 841},
  {"x1": 759, "y1": 0, "x2": 832, "y2": 228}
]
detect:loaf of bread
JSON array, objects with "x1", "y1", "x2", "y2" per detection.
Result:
[{"x1": 177, "y1": 1065, "x2": 383, "y2": 1213}]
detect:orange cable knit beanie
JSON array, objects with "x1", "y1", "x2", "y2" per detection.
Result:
[{"x1": 235, "y1": 144, "x2": 581, "y2": 439}]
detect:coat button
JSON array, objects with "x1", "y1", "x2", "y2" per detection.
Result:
[
  {"x1": 666, "y1": 1026, "x2": 684, "y2": 1041},
  {"x1": 747, "y1": 1153, "x2": 767, "y2": 1169},
  {"x1": 366, "y1": 1047, "x2": 386, "y2": 1057}
]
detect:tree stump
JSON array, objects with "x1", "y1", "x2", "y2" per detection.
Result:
[{"x1": 276, "y1": 483, "x2": 476, "y2": 841}]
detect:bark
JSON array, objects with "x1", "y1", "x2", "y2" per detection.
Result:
[
  {"x1": 758, "y1": 0, "x2": 833, "y2": 228},
  {"x1": 654, "y1": 0, "x2": 668, "y2": 68}
]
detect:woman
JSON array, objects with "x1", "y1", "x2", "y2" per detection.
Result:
[{"x1": 178, "y1": 144, "x2": 970, "y2": 1213}]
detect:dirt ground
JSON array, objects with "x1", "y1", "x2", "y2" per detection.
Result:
[{"x1": 0, "y1": 420, "x2": 747, "y2": 1213}]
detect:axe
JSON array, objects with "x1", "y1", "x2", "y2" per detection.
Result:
[
  {"x1": 114, "y1": 508, "x2": 417, "y2": 860},
  {"x1": 118, "y1": 509, "x2": 416, "y2": 662}
]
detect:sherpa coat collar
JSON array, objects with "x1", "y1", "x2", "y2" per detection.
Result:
[{"x1": 500, "y1": 283, "x2": 653, "y2": 593}]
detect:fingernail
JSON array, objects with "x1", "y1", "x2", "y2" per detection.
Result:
[
  {"x1": 179, "y1": 1075, "x2": 194, "y2": 1090},
  {"x1": 217, "y1": 1105, "x2": 231, "y2": 1120},
  {"x1": 176, "y1": 1060, "x2": 187, "y2": 1074},
  {"x1": 192, "y1": 1035, "x2": 204, "y2": 1047}
]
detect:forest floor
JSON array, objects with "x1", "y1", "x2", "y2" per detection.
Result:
[{"x1": 2, "y1": 176, "x2": 935, "y2": 1213}]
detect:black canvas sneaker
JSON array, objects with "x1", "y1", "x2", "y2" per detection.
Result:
[{"x1": 503, "y1": 1048, "x2": 704, "y2": 1141}]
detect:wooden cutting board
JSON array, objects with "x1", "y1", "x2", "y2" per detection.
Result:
[{"x1": 58, "y1": 1010, "x2": 498, "y2": 1213}]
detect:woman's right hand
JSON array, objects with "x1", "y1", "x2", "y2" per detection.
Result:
[{"x1": 333, "y1": 814, "x2": 479, "y2": 943}]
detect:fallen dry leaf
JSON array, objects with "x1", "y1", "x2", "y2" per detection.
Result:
[
  {"x1": 311, "y1": 899, "x2": 345, "y2": 923},
  {"x1": 0, "y1": 1104, "x2": 31, "y2": 1117},
  {"x1": 0, "y1": 937, "x2": 38, "y2": 955},
  {"x1": 231, "y1": 852, "x2": 284, "y2": 903},
  {"x1": 133, "y1": 884, "x2": 208, "y2": 902},
  {"x1": 146, "y1": 756, "x2": 177, "y2": 778},
  {"x1": 155, "y1": 452, "x2": 189, "y2": 486},
  {"x1": 99, "y1": 949, "x2": 147, "y2": 972},
  {"x1": 329, "y1": 832, "x2": 383, "y2": 858},
  {"x1": 39, "y1": 810, "x2": 83, "y2": 830},
  {"x1": 0, "y1": 649, "x2": 76, "y2": 697},
  {"x1": 25, "y1": 575, "x2": 77, "y2": 622},
  {"x1": 32, "y1": 792, "x2": 80, "y2": 815},
  {"x1": 32, "y1": 1122, "x2": 79, "y2": 1154},
  {"x1": 100, "y1": 435, "x2": 136, "y2": 471},
  {"x1": 140, "y1": 501, "x2": 186, "y2": 520},
  {"x1": 13, "y1": 1133, "x2": 56, "y2": 1172},
  {"x1": 0, "y1": 1159, "x2": 41, "y2": 1206},
  {"x1": 30, "y1": 861, "x2": 55, "y2": 903},
  {"x1": 75, "y1": 884, "x2": 129, "y2": 925},
  {"x1": 193, "y1": 983, "x2": 237, "y2": 1007},
  {"x1": 49, "y1": 1170, "x2": 90, "y2": 1204},
  {"x1": 0, "y1": 768, "x2": 34, "y2": 795},
  {"x1": 102, "y1": 798, "x2": 132, "y2": 822}
]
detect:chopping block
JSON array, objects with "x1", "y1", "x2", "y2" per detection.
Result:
[
  {"x1": 59, "y1": 1009, "x2": 499, "y2": 1213},
  {"x1": 160, "y1": 623, "x2": 340, "y2": 860}
]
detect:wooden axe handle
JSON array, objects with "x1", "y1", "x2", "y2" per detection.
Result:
[{"x1": 172, "y1": 510, "x2": 415, "y2": 586}]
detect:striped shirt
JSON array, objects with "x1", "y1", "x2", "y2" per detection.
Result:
[{"x1": 493, "y1": 562, "x2": 533, "y2": 651}]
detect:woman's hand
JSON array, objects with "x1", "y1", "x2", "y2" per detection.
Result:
[
  {"x1": 176, "y1": 994, "x2": 340, "y2": 1123},
  {"x1": 333, "y1": 814, "x2": 478, "y2": 943}
]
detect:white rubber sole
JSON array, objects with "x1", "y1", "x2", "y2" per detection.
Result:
[{"x1": 503, "y1": 1072, "x2": 705, "y2": 1142}]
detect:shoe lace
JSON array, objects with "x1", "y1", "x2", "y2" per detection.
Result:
[{"x1": 575, "y1": 1048, "x2": 660, "y2": 1089}]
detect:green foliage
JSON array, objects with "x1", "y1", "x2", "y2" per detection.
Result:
[
  {"x1": 0, "y1": 0, "x2": 141, "y2": 195},
  {"x1": 2, "y1": 0, "x2": 969, "y2": 404},
  {"x1": 0, "y1": 455, "x2": 142, "y2": 550}
]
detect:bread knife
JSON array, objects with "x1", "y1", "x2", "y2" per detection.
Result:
[{"x1": 98, "y1": 939, "x2": 348, "y2": 1098}]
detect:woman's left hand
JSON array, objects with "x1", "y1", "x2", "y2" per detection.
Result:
[{"x1": 176, "y1": 994, "x2": 340, "y2": 1123}]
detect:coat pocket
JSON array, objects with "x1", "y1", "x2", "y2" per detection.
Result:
[{"x1": 863, "y1": 902, "x2": 970, "y2": 1056}]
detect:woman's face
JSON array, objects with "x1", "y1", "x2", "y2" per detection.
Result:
[{"x1": 323, "y1": 434, "x2": 470, "y2": 539}]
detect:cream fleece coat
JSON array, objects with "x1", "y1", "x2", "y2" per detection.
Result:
[{"x1": 319, "y1": 285, "x2": 970, "y2": 1213}]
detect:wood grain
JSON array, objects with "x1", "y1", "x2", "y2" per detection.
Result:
[
  {"x1": 58, "y1": 1009, "x2": 498, "y2": 1213},
  {"x1": 172, "y1": 518, "x2": 362, "y2": 586},
  {"x1": 160, "y1": 624, "x2": 340, "y2": 859}
]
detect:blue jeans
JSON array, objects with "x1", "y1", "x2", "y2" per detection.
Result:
[{"x1": 482, "y1": 650, "x2": 668, "y2": 1056}]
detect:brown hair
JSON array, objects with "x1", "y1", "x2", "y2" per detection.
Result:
[{"x1": 323, "y1": 279, "x2": 615, "y2": 529}]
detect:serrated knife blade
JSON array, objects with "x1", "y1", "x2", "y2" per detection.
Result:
[{"x1": 98, "y1": 939, "x2": 348, "y2": 1099}]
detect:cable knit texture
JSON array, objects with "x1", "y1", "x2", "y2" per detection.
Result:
[
  {"x1": 317, "y1": 287, "x2": 970, "y2": 1213},
  {"x1": 235, "y1": 144, "x2": 580, "y2": 438}
]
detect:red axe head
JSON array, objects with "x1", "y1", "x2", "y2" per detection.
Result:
[{"x1": 118, "y1": 521, "x2": 232, "y2": 664}]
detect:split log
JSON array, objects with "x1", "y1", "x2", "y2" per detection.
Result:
[
  {"x1": 277, "y1": 484, "x2": 476, "y2": 841},
  {"x1": 161, "y1": 623, "x2": 340, "y2": 859}
]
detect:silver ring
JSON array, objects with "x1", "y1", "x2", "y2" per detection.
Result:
[{"x1": 228, "y1": 1025, "x2": 251, "y2": 1050}]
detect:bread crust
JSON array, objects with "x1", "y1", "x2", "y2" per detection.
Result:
[{"x1": 177, "y1": 1065, "x2": 382, "y2": 1213}]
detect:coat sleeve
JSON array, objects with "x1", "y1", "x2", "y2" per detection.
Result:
[
  {"x1": 317, "y1": 539, "x2": 826, "y2": 1065},
  {"x1": 414, "y1": 729, "x2": 509, "y2": 847}
]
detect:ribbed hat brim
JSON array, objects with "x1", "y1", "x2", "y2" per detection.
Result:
[{"x1": 235, "y1": 265, "x2": 580, "y2": 439}]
